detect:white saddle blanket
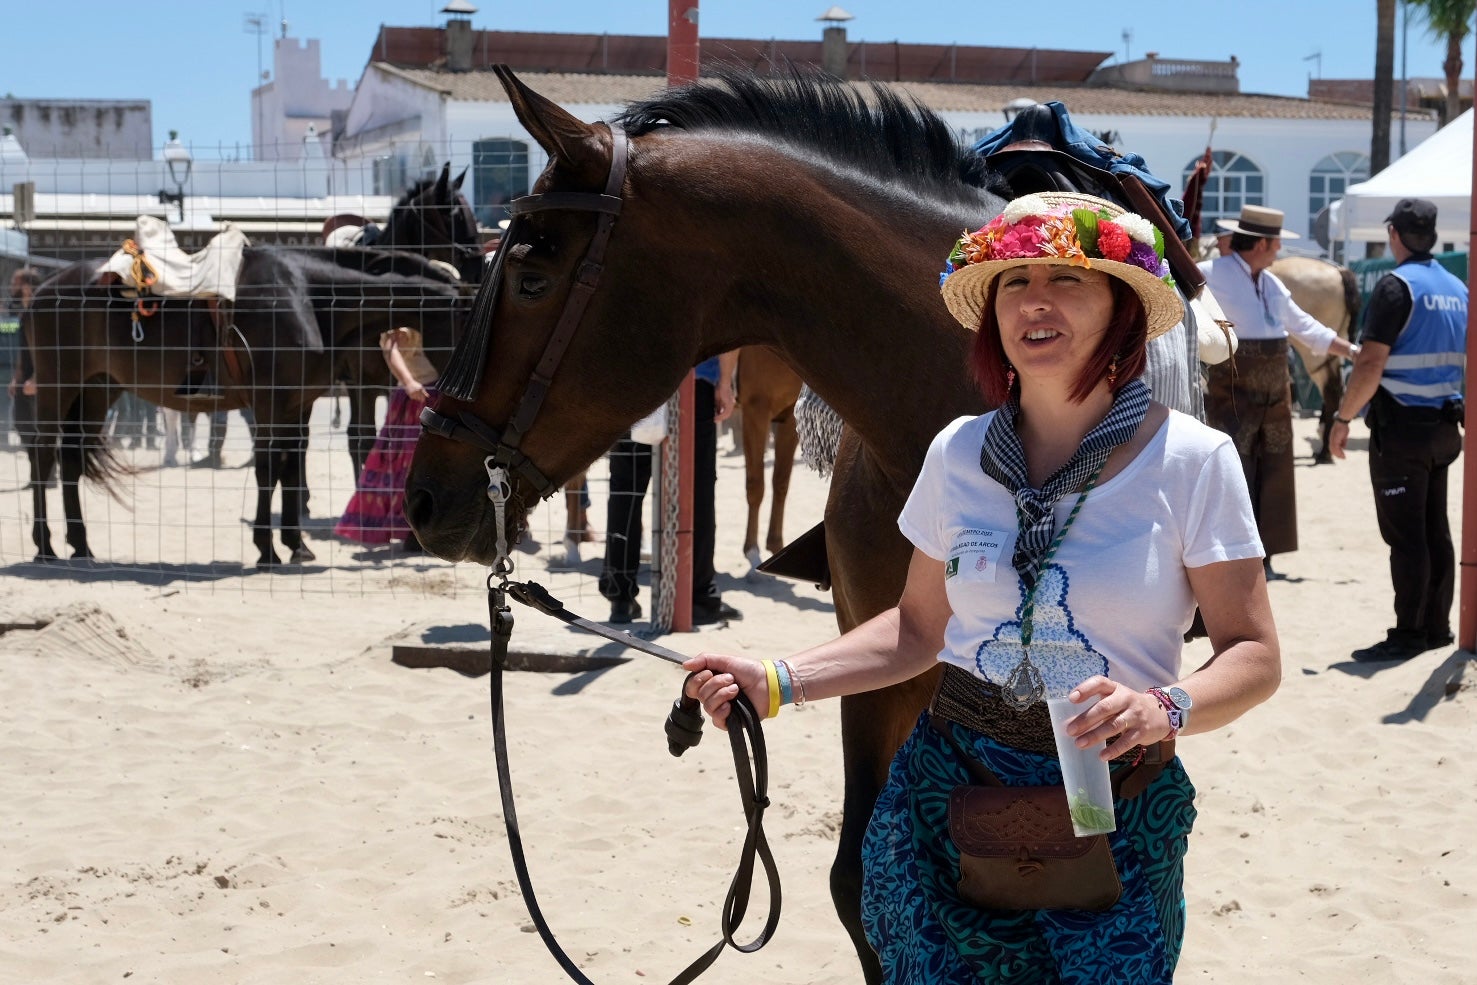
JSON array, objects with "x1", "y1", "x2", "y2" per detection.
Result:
[{"x1": 102, "y1": 215, "x2": 249, "y2": 302}]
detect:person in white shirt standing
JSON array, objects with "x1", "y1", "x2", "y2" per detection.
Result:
[{"x1": 1199, "y1": 205, "x2": 1360, "y2": 578}]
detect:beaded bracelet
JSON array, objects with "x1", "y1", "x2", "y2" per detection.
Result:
[{"x1": 761, "y1": 659, "x2": 781, "y2": 720}]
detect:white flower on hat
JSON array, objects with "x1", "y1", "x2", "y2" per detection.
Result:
[
  {"x1": 1002, "y1": 194, "x2": 1051, "y2": 224},
  {"x1": 1114, "y1": 213, "x2": 1157, "y2": 246}
]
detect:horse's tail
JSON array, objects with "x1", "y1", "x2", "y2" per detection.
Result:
[
  {"x1": 1339, "y1": 265, "x2": 1362, "y2": 337},
  {"x1": 65, "y1": 399, "x2": 133, "y2": 502}
]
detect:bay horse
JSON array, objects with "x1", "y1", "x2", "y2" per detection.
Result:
[
  {"x1": 737, "y1": 346, "x2": 802, "y2": 579},
  {"x1": 404, "y1": 67, "x2": 1010, "y2": 982},
  {"x1": 23, "y1": 247, "x2": 463, "y2": 565}
]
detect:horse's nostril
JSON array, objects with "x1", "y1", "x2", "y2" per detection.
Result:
[{"x1": 406, "y1": 487, "x2": 435, "y2": 531}]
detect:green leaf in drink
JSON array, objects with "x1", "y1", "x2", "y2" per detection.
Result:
[{"x1": 1067, "y1": 788, "x2": 1115, "y2": 831}]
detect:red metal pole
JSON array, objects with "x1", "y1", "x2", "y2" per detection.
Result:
[
  {"x1": 669, "y1": 1, "x2": 699, "y2": 632},
  {"x1": 1459, "y1": 87, "x2": 1477, "y2": 652}
]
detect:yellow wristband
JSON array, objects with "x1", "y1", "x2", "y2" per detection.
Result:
[{"x1": 762, "y1": 660, "x2": 781, "y2": 720}]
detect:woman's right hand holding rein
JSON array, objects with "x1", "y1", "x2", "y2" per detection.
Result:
[{"x1": 683, "y1": 655, "x2": 768, "y2": 732}]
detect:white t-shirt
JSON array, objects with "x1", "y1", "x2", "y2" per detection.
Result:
[{"x1": 898, "y1": 411, "x2": 1263, "y2": 695}]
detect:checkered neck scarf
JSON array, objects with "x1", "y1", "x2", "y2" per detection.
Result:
[{"x1": 979, "y1": 377, "x2": 1150, "y2": 586}]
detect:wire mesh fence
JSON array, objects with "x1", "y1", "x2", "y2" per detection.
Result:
[{"x1": 0, "y1": 147, "x2": 672, "y2": 605}]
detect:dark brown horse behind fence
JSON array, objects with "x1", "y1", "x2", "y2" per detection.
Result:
[
  {"x1": 404, "y1": 66, "x2": 1009, "y2": 983},
  {"x1": 20, "y1": 166, "x2": 480, "y2": 567},
  {"x1": 24, "y1": 248, "x2": 464, "y2": 565}
]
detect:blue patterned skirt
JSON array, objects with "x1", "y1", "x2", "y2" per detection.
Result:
[{"x1": 861, "y1": 713, "x2": 1197, "y2": 984}]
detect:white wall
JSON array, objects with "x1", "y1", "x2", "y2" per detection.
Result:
[{"x1": 251, "y1": 38, "x2": 354, "y2": 163}]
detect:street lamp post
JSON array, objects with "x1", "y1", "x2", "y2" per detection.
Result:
[{"x1": 158, "y1": 130, "x2": 193, "y2": 224}]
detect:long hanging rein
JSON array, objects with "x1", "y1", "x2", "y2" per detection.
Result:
[
  {"x1": 422, "y1": 124, "x2": 783, "y2": 983},
  {"x1": 487, "y1": 578, "x2": 781, "y2": 985}
]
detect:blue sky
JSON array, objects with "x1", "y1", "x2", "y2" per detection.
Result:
[{"x1": 5, "y1": 1, "x2": 1472, "y2": 154}]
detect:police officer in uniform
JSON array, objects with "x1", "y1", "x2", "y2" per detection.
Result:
[{"x1": 1331, "y1": 198, "x2": 1468, "y2": 662}]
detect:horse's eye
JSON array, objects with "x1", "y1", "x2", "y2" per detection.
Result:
[{"x1": 518, "y1": 275, "x2": 549, "y2": 299}]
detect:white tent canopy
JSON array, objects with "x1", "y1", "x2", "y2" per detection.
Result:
[{"x1": 1333, "y1": 108, "x2": 1472, "y2": 246}]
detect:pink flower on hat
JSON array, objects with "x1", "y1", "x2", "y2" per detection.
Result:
[{"x1": 993, "y1": 217, "x2": 1049, "y2": 259}]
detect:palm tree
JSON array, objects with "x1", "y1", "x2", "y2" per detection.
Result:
[
  {"x1": 1407, "y1": 0, "x2": 1475, "y2": 124},
  {"x1": 1373, "y1": 0, "x2": 1397, "y2": 177}
]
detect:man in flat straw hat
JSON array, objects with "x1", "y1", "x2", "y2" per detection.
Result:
[{"x1": 1200, "y1": 205, "x2": 1361, "y2": 578}]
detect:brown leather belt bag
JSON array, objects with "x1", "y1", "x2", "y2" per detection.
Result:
[
  {"x1": 948, "y1": 782, "x2": 1122, "y2": 912},
  {"x1": 931, "y1": 715, "x2": 1126, "y2": 912}
]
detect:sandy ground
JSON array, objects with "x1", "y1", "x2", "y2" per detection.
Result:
[{"x1": 0, "y1": 408, "x2": 1474, "y2": 984}]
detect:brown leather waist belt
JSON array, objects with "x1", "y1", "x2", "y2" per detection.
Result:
[
  {"x1": 929, "y1": 664, "x2": 1173, "y2": 800},
  {"x1": 1228, "y1": 337, "x2": 1288, "y2": 355}
]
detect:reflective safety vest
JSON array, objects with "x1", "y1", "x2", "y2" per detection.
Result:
[{"x1": 1380, "y1": 260, "x2": 1468, "y2": 409}]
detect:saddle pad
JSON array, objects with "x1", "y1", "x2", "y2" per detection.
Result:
[{"x1": 101, "y1": 215, "x2": 249, "y2": 301}]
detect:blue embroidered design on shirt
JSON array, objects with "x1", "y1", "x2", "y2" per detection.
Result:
[{"x1": 974, "y1": 563, "x2": 1109, "y2": 696}]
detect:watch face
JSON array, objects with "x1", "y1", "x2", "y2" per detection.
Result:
[{"x1": 1167, "y1": 686, "x2": 1193, "y2": 710}]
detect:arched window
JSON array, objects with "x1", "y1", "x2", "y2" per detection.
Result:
[
  {"x1": 1309, "y1": 151, "x2": 1369, "y2": 236},
  {"x1": 472, "y1": 138, "x2": 530, "y2": 226},
  {"x1": 1183, "y1": 150, "x2": 1265, "y2": 229}
]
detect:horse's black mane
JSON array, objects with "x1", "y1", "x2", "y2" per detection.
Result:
[
  {"x1": 616, "y1": 67, "x2": 1006, "y2": 196},
  {"x1": 396, "y1": 176, "x2": 438, "y2": 206}
]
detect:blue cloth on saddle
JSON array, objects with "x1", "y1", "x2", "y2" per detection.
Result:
[
  {"x1": 694, "y1": 356, "x2": 720, "y2": 386},
  {"x1": 861, "y1": 713, "x2": 1196, "y2": 985},
  {"x1": 971, "y1": 102, "x2": 1193, "y2": 243}
]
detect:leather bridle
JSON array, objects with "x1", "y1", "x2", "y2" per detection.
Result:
[{"x1": 420, "y1": 123, "x2": 629, "y2": 560}]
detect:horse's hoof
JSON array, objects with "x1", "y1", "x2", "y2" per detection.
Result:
[
  {"x1": 744, "y1": 546, "x2": 772, "y2": 583},
  {"x1": 257, "y1": 551, "x2": 282, "y2": 569},
  {"x1": 71, "y1": 548, "x2": 96, "y2": 562},
  {"x1": 33, "y1": 550, "x2": 58, "y2": 564},
  {"x1": 563, "y1": 536, "x2": 582, "y2": 567},
  {"x1": 289, "y1": 544, "x2": 316, "y2": 564}
]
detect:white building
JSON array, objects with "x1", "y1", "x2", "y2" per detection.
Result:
[
  {"x1": 0, "y1": 21, "x2": 1447, "y2": 263},
  {"x1": 251, "y1": 37, "x2": 355, "y2": 162},
  {"x1": 328, "y1": 24, "x2": 1440, "y2": 255}
]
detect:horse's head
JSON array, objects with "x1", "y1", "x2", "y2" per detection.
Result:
[
  {"x1": 405, "y1": 68, "x2": 710, "y2": 564},
  {"x1": 379, "y1": 163, "x2": 485, "y2": 283}
]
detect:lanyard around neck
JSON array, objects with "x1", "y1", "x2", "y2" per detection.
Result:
[{"x1": 1017, "y1": 462, "x2": 1103, "y2": 647}]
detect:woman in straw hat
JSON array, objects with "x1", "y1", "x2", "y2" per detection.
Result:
[{"x1": 685, "y1": 193, "x2": 1281, "y2": 982}]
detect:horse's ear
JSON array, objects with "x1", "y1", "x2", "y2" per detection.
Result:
[
  {"x1": 493, "y1": 64, "x2": 608, "y2": 186},
  {"x1": 434, "y1": 162, "x2": 451, "y2": 200},
  {"x1": 452, "y1": 166, "x2": 468, "y2": 191}
]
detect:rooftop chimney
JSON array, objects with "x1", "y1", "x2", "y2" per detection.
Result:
[
  {"x1": 442, "y1": 0, "x2": 478, "y2": 72},
  {"x1": 817, "y1": 6, "x2": 854, "y2": 79}
]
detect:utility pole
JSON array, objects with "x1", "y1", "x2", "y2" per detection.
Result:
[{"x1": 244, "y1": 12, "x2": 269, "y2": 160}]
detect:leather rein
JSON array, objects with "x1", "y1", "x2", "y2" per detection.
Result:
[{"x1": 421, "y1": 125, "x2": 783, "y2": 984}]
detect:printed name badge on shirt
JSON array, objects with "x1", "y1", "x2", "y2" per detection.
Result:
[{"x1": 945, "y1": 527, "x2": 1008, "y2": 582}]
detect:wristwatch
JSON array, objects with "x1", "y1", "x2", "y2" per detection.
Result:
[
  {"x1": 1334, "y1": 413, "x2": 1354, "y2": 425},
  {"x1": 1147, "y1": 686, "x2": 1193, "y2": 733}
]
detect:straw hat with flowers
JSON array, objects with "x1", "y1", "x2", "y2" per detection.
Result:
[{"x1": 939, "y1": 192, "x2": 1184, "y2": 341}]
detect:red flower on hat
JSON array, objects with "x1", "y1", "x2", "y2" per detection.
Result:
[{"x1": 1096, "y1": 221, "x2": 1132, "y2": 263}]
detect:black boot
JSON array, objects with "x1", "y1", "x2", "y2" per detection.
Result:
[{"x1": 608, "y1": 597, "x2": 643, "y2": 625}]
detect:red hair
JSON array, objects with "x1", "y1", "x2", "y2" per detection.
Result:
[{"x1": 969, "y1": 274, "x2": 1149, "y2": 407}]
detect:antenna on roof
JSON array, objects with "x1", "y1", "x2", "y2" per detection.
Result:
[
  {"x1": 1302, "y1": 49, "x2": 1321, "y2": 80},
  {"x1": 1121, "y1": 28, "x2": 1132, "y2": 64}
]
